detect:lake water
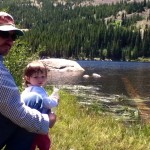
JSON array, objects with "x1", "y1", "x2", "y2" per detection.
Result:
[
  {"x1": 48, "y1": 61, "x2": 150, "y2": 99},
  {"x1": 47, "y1": 61, "x2": 150, "y2": 121},
  {"x1": 79, "y1": 61, "x2": 150, "y2": 98}
]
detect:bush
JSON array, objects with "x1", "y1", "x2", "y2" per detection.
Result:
[{"x1": 4, "y1": 40, "x2": 39, "y2": 87}]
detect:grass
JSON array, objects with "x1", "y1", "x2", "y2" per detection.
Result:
[{"x1": 50, "y1": 90, "x2": 150, "y2": 150}]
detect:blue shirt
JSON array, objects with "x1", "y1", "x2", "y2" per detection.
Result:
[
  {"x1": 0, "y1": 55, "x2": 49, "y2": 134},
  {"x1": 21, "y1": 86, "x2": 58, "y2": 113}
]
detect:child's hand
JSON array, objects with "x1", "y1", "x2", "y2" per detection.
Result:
[{"x1": 51, "y1": 87, "x2": 60, "y2": 100}]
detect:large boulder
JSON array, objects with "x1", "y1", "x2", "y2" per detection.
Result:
[{"x1": 40, "y1": 58, "x2": 85, "y2": 72}]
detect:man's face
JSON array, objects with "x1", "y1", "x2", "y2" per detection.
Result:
[{"x1": 0, "y1": 31, "x2": 15, "y2": 56}]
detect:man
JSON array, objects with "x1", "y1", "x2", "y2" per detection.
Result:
[{"x1": 0, "y1": 11, "x2": 56, "y2": 149}]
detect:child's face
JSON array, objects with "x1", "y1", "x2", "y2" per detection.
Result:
[{"x1": 26, "y1": 71, "x2": 47, "y2": 87}]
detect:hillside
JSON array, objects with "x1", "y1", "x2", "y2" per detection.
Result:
[
  {"x1": 81, "y1": 0, "x2": 150, "y2": 29},
  {"x1": 56, "y1": 0, "x2": 144, "y2": 6},
  {"x1": 1, "y1": 0, "x2": 150, "y2": 61},
  {"x1": 34, "y1": 0, "x2": 150, "y2": 29}
]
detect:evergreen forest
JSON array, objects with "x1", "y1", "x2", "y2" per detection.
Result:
[{"x1": 1, "y1": 0, "x2": 150, "y2": 61}]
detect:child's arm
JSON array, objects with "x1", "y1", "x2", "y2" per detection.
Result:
[
  {"x1": 50, "y1": 88, "x2": 59, "y2": 100},
  {"x1": 29, "y1": 86, "x2": 59, "y2": 109},
  {"x1": 43, "y1": 88, "x2": 60, "y2": 109}
]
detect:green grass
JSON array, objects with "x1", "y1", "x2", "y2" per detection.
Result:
[{"x1": 50, "y1": 90, "x2": 150, "y2": 150}]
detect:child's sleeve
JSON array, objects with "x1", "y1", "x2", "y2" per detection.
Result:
[
  {"x1": 43, "y1": 96, "x2": 59, "y2": 109},
  {"x1": 43, "y1": 88, "x2": 60, "y2": 109}
]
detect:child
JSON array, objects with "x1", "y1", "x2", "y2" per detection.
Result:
[{"x1": 21, "y1": 60, "x2": 59, "y2": 150}]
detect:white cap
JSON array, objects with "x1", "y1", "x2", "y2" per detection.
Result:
[{"x1": 0, "y1": 12, "x2": 23, "y2": 36}]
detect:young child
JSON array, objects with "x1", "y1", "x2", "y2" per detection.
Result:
[{"x1": 21, "y1": 60, "x2": 59, "y2": 150}]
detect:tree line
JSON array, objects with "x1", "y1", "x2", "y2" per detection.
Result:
[{"x1": 0, "y1": 0, "x2": 150, "y2": 61}]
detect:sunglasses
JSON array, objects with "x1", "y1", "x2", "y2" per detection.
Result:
[{"x1": 0, "y1": 31, "x2": 18, "y2": 41}]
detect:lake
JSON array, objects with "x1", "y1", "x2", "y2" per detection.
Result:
[
  {"x1": 47, "y1": 61, "x2": 150, "y2": 121},
  {"x1": 48, "y1": 61, "x2": 150, "y2": 100}
]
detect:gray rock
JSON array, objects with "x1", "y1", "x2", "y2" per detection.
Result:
[{"x1": 40, "y1": 58, "x2": 85, "y2": 72}]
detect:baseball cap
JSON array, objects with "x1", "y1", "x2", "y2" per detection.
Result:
[{"x1": 0, "y1": 11, "x2": 23, "y2": 36}]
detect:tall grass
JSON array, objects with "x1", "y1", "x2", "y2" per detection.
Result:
[{"x1": 50, "y1": 90, "x2": 150, "y2": 150}]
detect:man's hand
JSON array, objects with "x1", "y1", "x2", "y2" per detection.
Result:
[{"x1": 49, "y1": 112, "x2": 56, "y2": 128}]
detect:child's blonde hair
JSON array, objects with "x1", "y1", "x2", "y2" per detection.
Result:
[{"x1": 23, "y1": 60, "x2": 48, "y2": 87}]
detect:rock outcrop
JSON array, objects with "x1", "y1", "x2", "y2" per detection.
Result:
[{"x1": 40, "y1": 58, "x2": 85, "y2": 72}]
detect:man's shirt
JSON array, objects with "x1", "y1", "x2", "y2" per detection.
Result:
[{"x1": 0, "y1": 55, "x2": 49, "y2": 134}]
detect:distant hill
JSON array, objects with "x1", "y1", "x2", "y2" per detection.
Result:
[
  {"x1": 53, "y1": 0, "x2": 149, "y2": 29},
  {"x1": 1, "y1": 0, "x2": 149, "y2": 60},
  {"x1": 57, "y1": 0, "x2": 145, "y2": 6},
  {"x1": 83, "y1": 0, "x2": 150, "y2": 29}
]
